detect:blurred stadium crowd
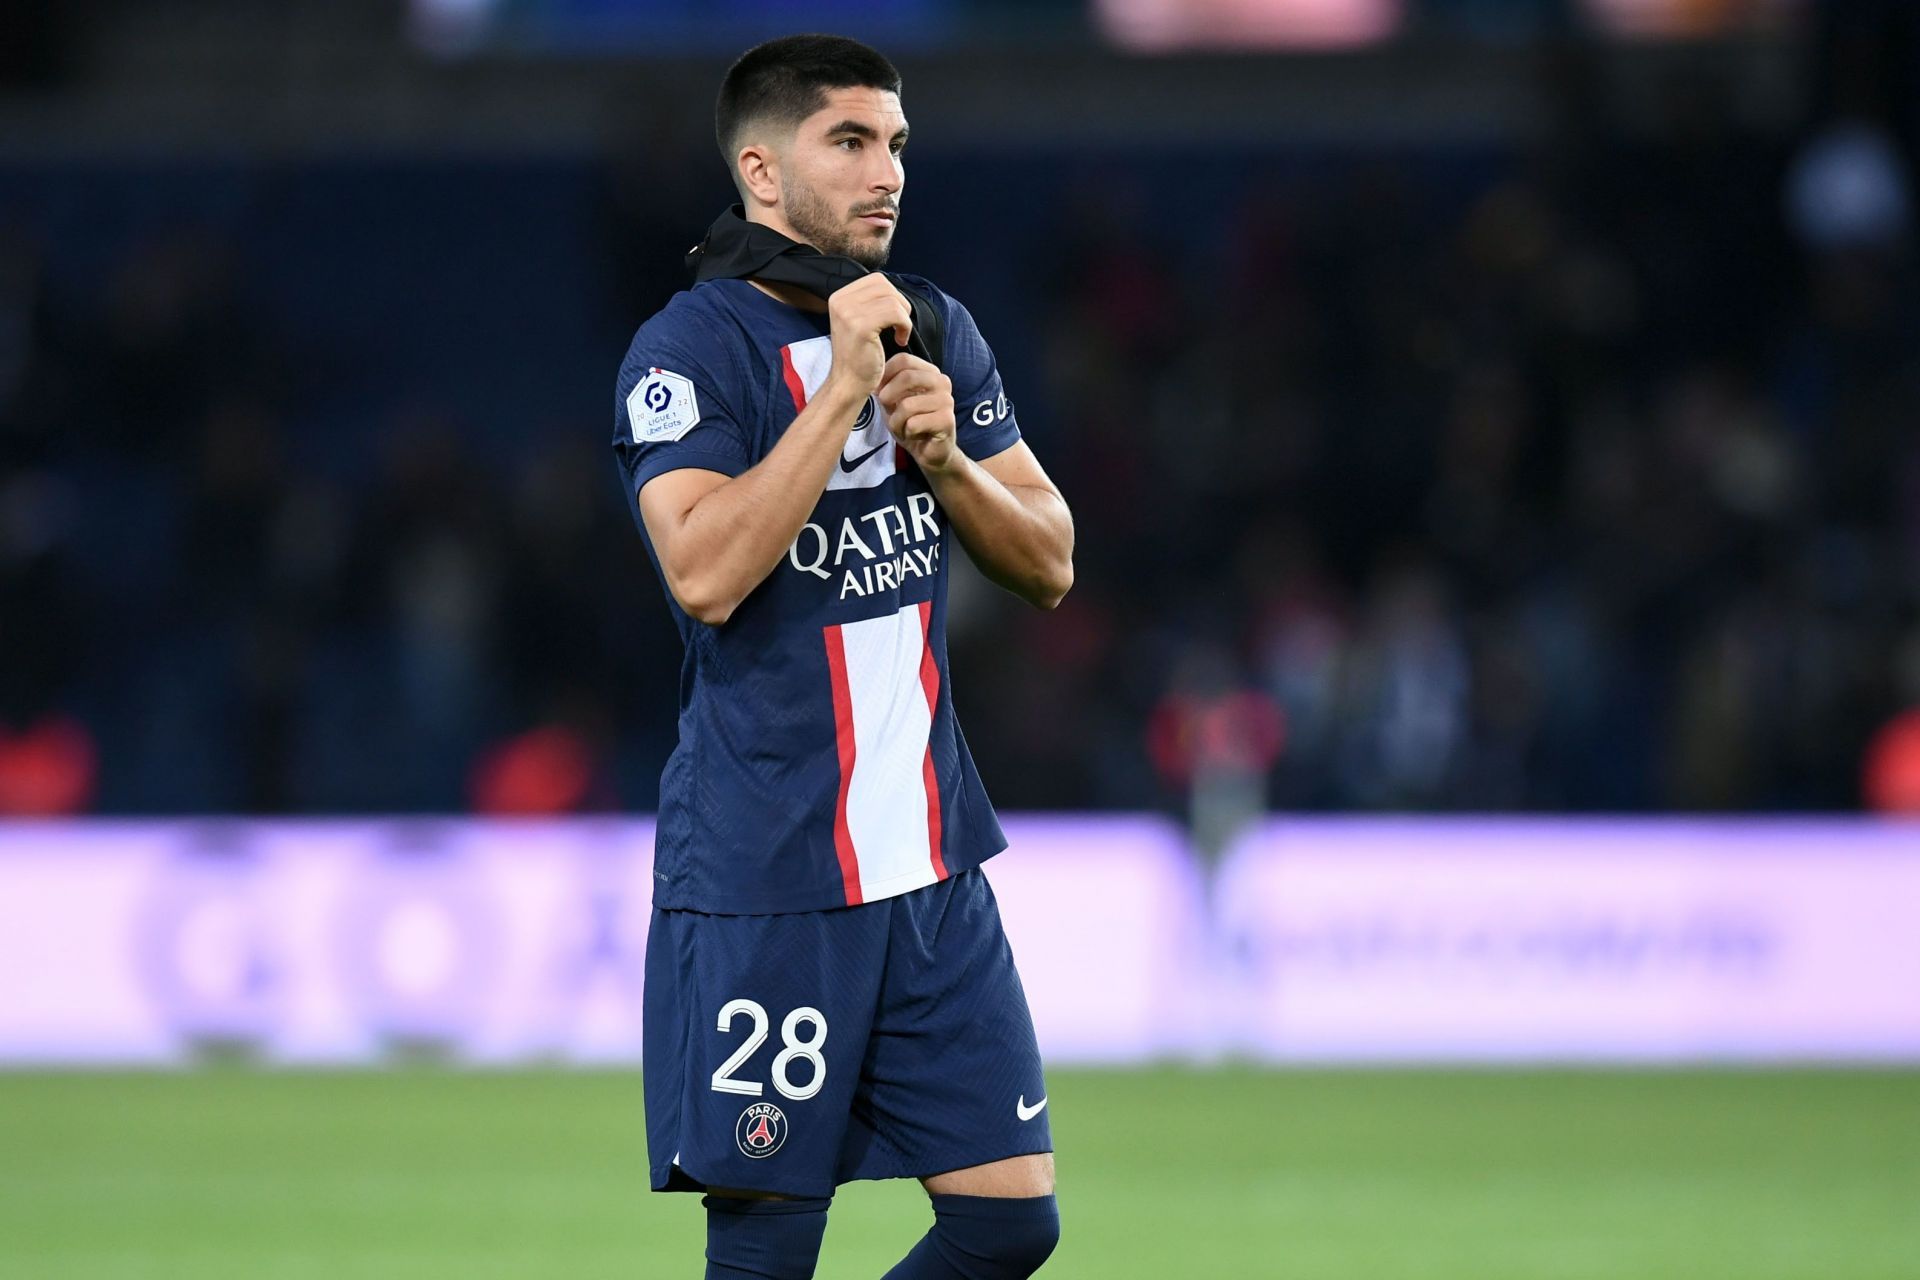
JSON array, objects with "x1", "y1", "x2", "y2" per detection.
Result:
[
  {"x1": 987, "y1": 97, "x2": 1920, "y2": 818},
  {"x1": 3, "y1": 25, "x2": 1919, "y2": 818}
]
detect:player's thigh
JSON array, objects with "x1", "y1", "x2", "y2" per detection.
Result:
[
  {"x1": 850, "y1": 871, "x2": 1052, "y2": 1186},
  {"x1": 645, "y1": 904, "x2": 887, "y2": 1198},
  {"x1": 921, "y1": 1153, "x2": 1055, "y2": 1198}
]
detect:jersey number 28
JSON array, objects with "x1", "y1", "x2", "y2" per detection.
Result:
[{"x1": 711, "y1": 999, "x2": 828, "y2": 1101}]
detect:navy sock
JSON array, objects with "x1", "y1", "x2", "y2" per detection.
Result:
[
  {"x1": 702, "y1": 1194, "x2": 831, "y2": 1280},
  {"x1": 881, "y1": 1193, "x2": 1060, "y2": 1280}
]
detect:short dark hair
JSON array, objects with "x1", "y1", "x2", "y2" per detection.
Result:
[{"x1": 715, "y1": 34, "x2": 902, "y2": 174}]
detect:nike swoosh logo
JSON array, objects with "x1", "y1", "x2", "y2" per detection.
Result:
[
  {"x1": 840, "y1": 443, "x2": 887, "y2": 473},
  {"x1": 1016, "y1": 1095, "x2": 1048, "y2": 1122}
]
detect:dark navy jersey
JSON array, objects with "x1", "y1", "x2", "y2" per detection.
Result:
[{"x1": 613, "y1": 275, "x2": 1020, "y2": 915}]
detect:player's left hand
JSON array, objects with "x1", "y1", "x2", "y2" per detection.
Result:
[{"x1": 877, "y1": 353, "x2": 958, "y2": 474}]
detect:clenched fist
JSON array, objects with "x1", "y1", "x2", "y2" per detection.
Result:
[
  {"x1": 826, "y1": 275, "x2": 914, "y2": 399},
  {"x1": 876, "y1": 353, "x2": 957, "y2": 473}
]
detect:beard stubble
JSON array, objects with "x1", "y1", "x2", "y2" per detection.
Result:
[{"x1": 783, "y1": 174, "x2": 893, "y2": 269}]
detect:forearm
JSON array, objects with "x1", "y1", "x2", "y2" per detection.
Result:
[
  {"x1": 924, "y1": 452, "x2": 1075, "y2": 609},
  {"x1": 667, "y1": 377, "x2": 867, "y2": 622}
]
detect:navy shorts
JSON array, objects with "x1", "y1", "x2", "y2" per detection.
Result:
[{"x1": 643, "y1": 866, "x2": 1052, "y2": 1198}]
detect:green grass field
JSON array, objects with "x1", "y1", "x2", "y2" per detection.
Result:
[{"x1": 2, "y1": 1069, "x2": 1916, "y2": 1279}]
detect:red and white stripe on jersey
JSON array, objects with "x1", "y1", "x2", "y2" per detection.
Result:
[
  {"x1": 821, "y1": 600, "x2": 949, "y2": 905},
  {"x1": 780, "y1": 335, "x2": 898, "y2": 491}
]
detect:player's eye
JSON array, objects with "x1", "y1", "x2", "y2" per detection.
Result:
[{"x1": 837, "y1": 137, "x2": 860, "y2": 151}]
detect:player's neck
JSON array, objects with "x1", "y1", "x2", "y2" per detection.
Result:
[{"x1": 746, "y1": 277, "x2": 829, "y2": 313}]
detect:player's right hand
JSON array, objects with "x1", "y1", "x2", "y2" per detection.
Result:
[{"x1": 826, "y1": 274, "x2": 913, "y2": 396}]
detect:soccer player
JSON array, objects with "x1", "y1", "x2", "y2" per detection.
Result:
[{"x1": 611, "y1": 33, "x2": 1075, "y2": 1280}]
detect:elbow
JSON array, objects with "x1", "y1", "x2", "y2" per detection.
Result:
[
  {"x1": 1029, "y1": 518, "x2": 1075, "y2": 610},
  {"x1": 1028, "y1": 560, "x2": 1074, "y2": 611},
  {"x1": 684, "y1": 598, "x2": 736, "y2": 627},
  {"x1": 666, "y1": 568, "x2": 738, "y2": 628}
]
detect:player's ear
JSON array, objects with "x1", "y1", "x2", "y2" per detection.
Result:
[{"x1": 736, "y1": 141, "x2": 780, "y2": 210}]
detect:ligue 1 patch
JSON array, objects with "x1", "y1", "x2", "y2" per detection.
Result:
[
  {"x1": 735, "y1": 1102, "x2": 788, "y2": 1159},
  {"x1": 851, "y1": 395, "x2": 876, "y2": 432},
  {"x1": 627, "y1": 367, "x2": 701, "y2": 443}
]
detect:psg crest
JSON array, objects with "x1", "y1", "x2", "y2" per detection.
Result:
[{"x1": 735, "y1": 1102, "x2": 788, "y2": 1159}]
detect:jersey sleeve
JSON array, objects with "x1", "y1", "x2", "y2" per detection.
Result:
[
  {"x1": 612, "y1": 336, "x2": 752, "y2": 498},
  {"x1": 935, "y1": 289, "x2": 1022, "y2": 462}
]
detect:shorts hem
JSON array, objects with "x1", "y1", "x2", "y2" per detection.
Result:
[
  {"x1": 837, "y1": 1139, "x2": 1056, "y2": 1189},
  {"x1": 650, "y1": 1160, "x2": 840, "y2": 1200},
  {"x1": 649, "y1": 1164, "x2": 707, "y2": 1194}
]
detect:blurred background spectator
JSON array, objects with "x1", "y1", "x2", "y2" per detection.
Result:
[{"x1": 0, "y1": 0, "x2": 1915, "y2": 818}]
